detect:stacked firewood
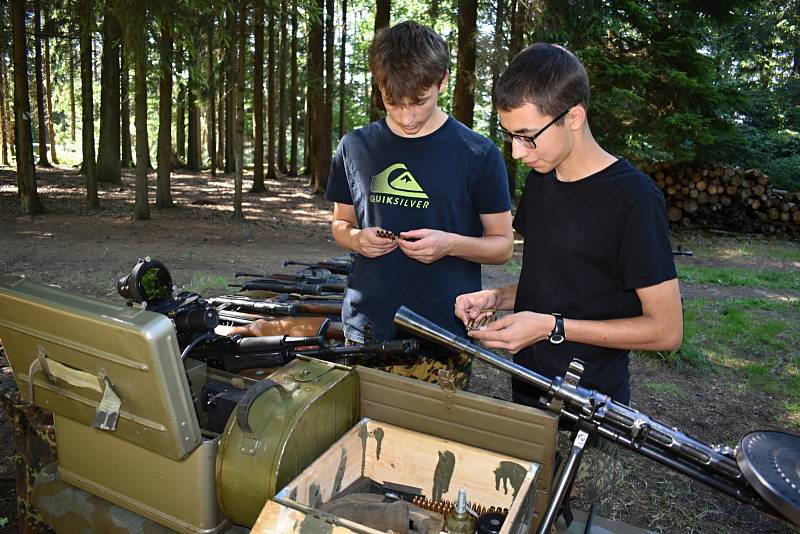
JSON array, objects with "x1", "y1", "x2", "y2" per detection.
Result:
[{"x1": 640, "y1": 161, "x2": 800, "y2": 234}]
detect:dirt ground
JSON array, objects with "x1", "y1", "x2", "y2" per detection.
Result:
[{"x1": 0, "y1": 166, "x2": 798, "y2": 533}]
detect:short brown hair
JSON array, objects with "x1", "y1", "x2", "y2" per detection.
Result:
[
  {"x1": 495, "y1": 43, "x2": 590, "y2": 124},
  {"x1": 368, "y1": 21, "x2": 449, "y2": 106}
]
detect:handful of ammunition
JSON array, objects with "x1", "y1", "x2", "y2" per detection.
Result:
[
  {"x1": 466, "y1": 308, "x2": 497, "y2": 331},
  {"x1": 376, "y1": 229, "x2": 397, "y2": 241}
]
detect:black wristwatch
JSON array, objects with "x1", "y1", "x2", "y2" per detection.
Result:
[{"x1": 548, "y1": 313, "x2": 565, "y2": 345}]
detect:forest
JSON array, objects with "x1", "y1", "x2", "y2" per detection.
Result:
[{"x1": 0, "y1": 0, "x2": 798, "y2": 220}]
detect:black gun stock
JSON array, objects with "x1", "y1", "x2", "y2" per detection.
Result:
[{"x1": 393, "y1": 306, "x2": 799, "y2": 530}]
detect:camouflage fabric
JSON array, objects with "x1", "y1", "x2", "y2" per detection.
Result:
[
  {"x1": 557, "y1": 430, "x2": 623, "y2": 518},
  {"x1": 342, "y1": 341, "x2": 473, "y2": 390},
  {"x1": 31, "y1": 463, "x2": 173, "y2": 534},
  {"x1": 0, "y1": 377, "x2": 57, "y2": 534}
]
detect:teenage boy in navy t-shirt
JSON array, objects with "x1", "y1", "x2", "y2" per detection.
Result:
[{"x1": 325, "y1": 21, "x2": 513, "y2": 388}]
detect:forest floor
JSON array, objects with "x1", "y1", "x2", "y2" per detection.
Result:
[{"x1": 1, "y1": 165, "x2": 799, "y2": 533}]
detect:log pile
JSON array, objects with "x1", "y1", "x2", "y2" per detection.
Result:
[{"x1": 640, "y1": 161, "x2": 800, "y2": 234}]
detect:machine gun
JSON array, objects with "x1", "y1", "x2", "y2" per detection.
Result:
[
  {"x1": 393, "y1": 306, "x2": 800, "y2": 533},
  {"x1": 188, "y1": 335, "x2": 419, "y2": 373}
]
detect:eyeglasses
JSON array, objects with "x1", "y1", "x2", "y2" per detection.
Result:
[{"x1": 498, "y1": 106, "x2": 572, "y2": 149}]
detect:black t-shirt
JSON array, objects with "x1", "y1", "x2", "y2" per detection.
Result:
[
  {"x1": 326, "y1": 117, "x2": 511, "y2": 342},
  {"x1": 512, "y1": 159, "x2": 676, "y2": 404}
]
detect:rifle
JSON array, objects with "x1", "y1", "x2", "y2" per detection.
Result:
[
  {"x1": 284, "y1": 259, "x2": 353, "y2": 276},
  {"x1": 209, "y1": 295, "x2": 343, "y2": 317},
  {"x1": 393, "y1": 306, "x2": 800, "y2": 532},
  {"x1": 229, "y1": 278, "x2": 345, "y2": 295},
  {"x1": 236, "y1": 269, "x2": 347, "y2": 286},
  {"x1": 187, "y1": 333, "x2": 418, "y2": 373}
]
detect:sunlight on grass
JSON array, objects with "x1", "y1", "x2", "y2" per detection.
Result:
[
  {"x1": 785, "y1": 401, "x2": 800, "y2": 429},
  {"x1": 643, "y1": 298, "x2": 799, "y2": 408},
  {"x1": 716, "y1": 247, "x2": 753, "y2": 259}
]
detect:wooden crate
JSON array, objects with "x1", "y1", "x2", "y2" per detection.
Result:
[{"x1": 256, "y1": 417, "x2": 540, "y2": 534}]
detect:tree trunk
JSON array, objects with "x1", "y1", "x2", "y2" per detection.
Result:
[
  {"x1": 266, "y1": 0, "x2": 277, "y2": 181},
  {"x1": 12, "y1": 0, "x2": 44, "y2": 213},
  {"x1": 369, "y1": 0, "x2": 390, "y2": 122},
  {"x1": 0, "y1": 54, "x2": 7, "y2": 166},
  {"x1": 175, "y1": 45, "x2": 185, "y2": 164},
  {"x1": 307, "y1": 0, "x2": 323, "y2": 189},
  {"x1": 277, "y1": 0, "x2": 288, "y2": 173},
  {"x1": 232, "y1": 0, "x2": 245, "y2": 220},
  {"x1": 43, "y1": 1, "x2": 58, "y2": 164},
  {"x1": 289, "y1": 0, "x2": 298, "y2": 176},
  {"x1": 0, "y1": 8, "x2": 8, "y2": 166},
  {"x1": 488, "y1": 0, "x2": 504, "y2": 144},
  {"x1": 69, "y1": 39, "x2": 76, "y2": 143},
  {"x1": 453, "y1": 0, "x2": 477, "y2": 128},
  {"x1": 34, "y1": 0, "x2": 51, "y2": 167},
  {"x1": 429, "y1": 1, "x2": 439, "y2": 26},
  {"x1": 120, "y1": 45, "x2": 133, "y2": 167},
  {"x1": 97, "y1": 6, "x2": 122, "y2": 183},
  {"x1": 320, "y1": 0, "x2": 333, "y2": 191},
  {"x1": 79, "y1": 0, "x2": 98, "y2": 207},
  {"x1": 225, "y1": 9, "x2": 235, "y2": 174},
  {"x1": 4, "y1": 48, "x2": 17, "y2": 159},
  {"x1": 337, "y1": 0, "x2": 347, "y2": 139},
  {"x1": 187, "y1": 46, "x2": 200, "y2": 171},
  {"x1": 133, "y1": 20, "x2": 150, "y2": 220},
  {"x1": 217, "y1": 56, "x2": 225, "y2": 170},
  {"x1": 251, "y1": 0, "x2": 265, "y2": 191},
  {"x1": 207, "y1": 24, "x2": 216, "y2": 177},
  {"x1": 503, "y1": 0, "x2": 521, "y2": 198},
  {"x1": 156, "y1": 11, "x2": 173, "y2": 209}
]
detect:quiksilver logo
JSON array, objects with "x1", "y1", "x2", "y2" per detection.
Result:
[{"x1": 369, "y1": 163, "x2": 430, "y2": 209}]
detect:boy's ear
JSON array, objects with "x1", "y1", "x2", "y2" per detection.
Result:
[
  {"x1": 438, "y1": 71, "x2": 450, "y2": 92},
  {"x1": 566, "y1": 105, "x2": 587, "y2": 131}
]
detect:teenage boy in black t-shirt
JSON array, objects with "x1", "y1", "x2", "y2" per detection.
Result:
[
  {"x1": 454, "y1": 43, "x2": 683, "y2": 514},
  {"x1": 326, "y1": 21, "x2": 513, "y2": 387},
  {"x1": 455, "y1": 43, "x2": 682, "y2": 403}
]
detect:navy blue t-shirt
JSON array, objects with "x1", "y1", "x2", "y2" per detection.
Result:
[
  {"x1": 326, "y1": 117, "x2": 511, "y2": 342},
  {"x1": 512, "y1": 159, "x2": 677, "y2": 404}
]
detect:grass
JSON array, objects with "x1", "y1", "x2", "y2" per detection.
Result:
[
  {"x1": 184, "y1": 273, "x2": 230, "y2": 296},
  {"x1": 642, "y1": 296, "x2": 800, "y2": 426},
  {"x1": 677, "y1": 265, "x2": 800, "y2": 291},
  {"x1": 672, "y1": 232, "x2": 800, "y2": 263}
]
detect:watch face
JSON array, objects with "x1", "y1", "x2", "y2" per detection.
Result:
[{"x1": 549, "y1": 333, "x2": 565, "y2": 345}]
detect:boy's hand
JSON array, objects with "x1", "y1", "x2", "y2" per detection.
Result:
[
  {"x1": 467, "y1": 311, "x2": 554, "y2": 354},
  {"x1": 454, "y1": 290, "x2": 498, "y2": 326},
  {"x1": 354, "y1": 227, "x2": 398, "y2": 258},
  {"x1": 397, "y1": 229, "x2": 453, "y2": 264}
]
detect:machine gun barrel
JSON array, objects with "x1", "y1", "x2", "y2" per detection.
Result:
[{"x1": 394, "y1": 306, "x2": 791, "y2": 521}]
